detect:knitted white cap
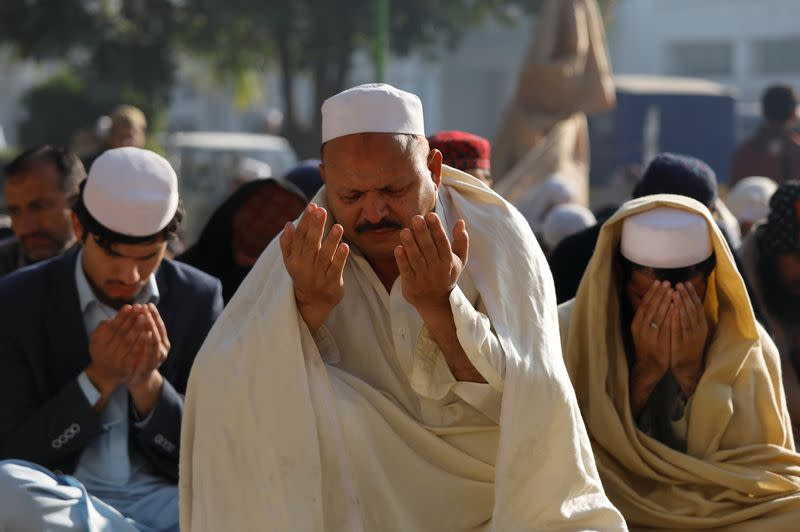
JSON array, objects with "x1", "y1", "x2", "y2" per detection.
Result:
[
  {"x1": 621, "y1": 208, "x2": 712, "y2": 268},
  {"x1": 321, "y1": 83, "x2": 425, "y2": 143},
  {"x1": 85, "y1": 147, "x2": 179, "y2": 237}
]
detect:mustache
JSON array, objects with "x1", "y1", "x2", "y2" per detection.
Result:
[{"x1": 355, "y1": 219, "x2": 403, "y2": 234}]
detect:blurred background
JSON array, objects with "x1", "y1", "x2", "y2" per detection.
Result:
[{"x1": 1, "y1": 0, "x2": 798, "y2": 243}]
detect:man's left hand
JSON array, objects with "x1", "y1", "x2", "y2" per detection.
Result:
[
  {"x1": 395, "y1": 213, "x2": 468, "y2": 312},
  {"x1": 670, "y1": 282, "x2": 708, "y2": 398}
]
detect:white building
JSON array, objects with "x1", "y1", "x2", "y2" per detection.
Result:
[{"x1": 607, "y1": 0, "x2": 800, "y2": 135}]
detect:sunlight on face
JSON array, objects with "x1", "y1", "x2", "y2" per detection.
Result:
[{"x1": 321, "y1": 133, "x2": 441, "y2": 263}]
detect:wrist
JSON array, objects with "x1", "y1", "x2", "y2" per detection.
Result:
[
  {"x1": 672, "y1": 360, "x2": 703, "y2": 397},
  {"x1": 297, "y1": 301, "x2": 333, "y2": 335},
  {"x1": 632, "y1": 358, "x2": 668, "y2": 383},
  {"x1": 129, "y1": 369, "x2": 163, "y2": 395},
  {"x1": 85, "y1": 363, "x2": 121, "y2": 397}
]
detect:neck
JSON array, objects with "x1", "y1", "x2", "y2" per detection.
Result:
[{"x1": 369, "y1": 257, "x2": 400, "y2": 292}]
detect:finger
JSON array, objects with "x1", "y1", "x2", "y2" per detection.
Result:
[
  {"x1": 451, "y1": 220, "x2": 469, "y2": 265},
  {"x1": 686, "y1": 282, "x2": 704, "y2": 313},
  {"x1": 675, "y1": 285, "x2": 693, "y2": 338},
  {"x1": 633, "y1": 280, "x2": 661, "y2": 329},
  {"x1": 300, "y1": 207, "x2": 326, "y2": 259},
  {"x1": 412, "y1": 215, "x2": 439, "y2": 263},
  {"x1": 291, "y1": 204, "x2": 315, "y2": 259},
  {"x1": 643, "y1": 282, "x2": 671, "y2": 326},
  {"x1": 146, "y1": 304, "x2": 169, "y2": 349},
  {"x1": 316, "y1": 224, "x2": 343, "y2": 271},
  {"x1": 670, "y1": 304, "x2": 680, "y2": 352},
  {"x1": 394, "y1": 245, "x2": 416, "y2": 281},
  {"x1": 327, "y1": 243, "x2": 349, "y2": 282},
  {"x1": 650, "y1": 284, "x2": 673, "y2": 328},
  {"x1": 400, "y1": 227, "x2": 426, "y2": 272},
  {"x1": 279, "y1": 222, "x2": 294, "y2": 260},
  {"x1": 425, "y1": 212, "x2": 451, "y2": 260}
]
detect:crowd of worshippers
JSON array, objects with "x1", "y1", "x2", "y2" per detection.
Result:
[{"x1": 1, "y1": 83, "x2": 800, "y2": 531}]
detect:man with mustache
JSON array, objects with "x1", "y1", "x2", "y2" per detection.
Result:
[
  {"x1": 0, "y1": 145, "x2": 86, "y2": 277},
  {"x1": 181, "y1": 84, "x2": 623, "y2": 531},
  {"x1": 0, "y1": 147, "x2": 223, "y2": 531}
]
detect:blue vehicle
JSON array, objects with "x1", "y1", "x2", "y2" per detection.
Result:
[{"x1": 589, "y1": 75, "x2": 736, "y2": 189}]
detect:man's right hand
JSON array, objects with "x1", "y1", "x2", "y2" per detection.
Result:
[
  {"x1": 629, "y1": 280, "x2": 673, "y2": 418},
  {"x1": 86, "y1": 306, "x2": 148, "y2": 400},
  {"x1": 280, "y1": 203, "x2": 349, "y2": 335}
]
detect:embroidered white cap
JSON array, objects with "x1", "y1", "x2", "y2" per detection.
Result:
[
  {"x1": 85, "y1": 147, "x2": 179, "y2": 237},
  {"x1": 620, "y1": 207, "x2": 712, "y2": 268},
  {"x1": 321, "y1": 83, "x2": 425, "y2": 144}
]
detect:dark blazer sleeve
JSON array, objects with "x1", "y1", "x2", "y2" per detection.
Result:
[
  {"x1": 0, "y1": 334, "x2": 102, "y2": 469},
  {"x1": 131, "y1": 273, "x2": 224, "y2": 481}
]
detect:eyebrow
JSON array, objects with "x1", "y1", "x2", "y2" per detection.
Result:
[{"x1": 108, "y1": 249, "x2": 161, "y2": 260}]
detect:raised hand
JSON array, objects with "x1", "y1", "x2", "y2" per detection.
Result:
[
  {"x1": 394, "y1": 212, "x2": 468, "y2": 312},
  {"x1": 670, "y1": 282, "x2": 708, "y2": 397},
  {"x1": 280, "y1": 203, "x2": 350, "y2": 334}
]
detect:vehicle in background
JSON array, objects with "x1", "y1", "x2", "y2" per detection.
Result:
[
  {"x1": 589, "y1": 75, "x2": 736, "y2": 208},
  {"x1": 164, "y1": 131, "x2": 298, "y2": 245}
]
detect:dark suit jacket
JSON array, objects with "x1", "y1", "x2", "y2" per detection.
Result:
[
  {"x1": 0, "y1": 248, "x2": 223, "y2": 482},
  {"x1": 0, "y1": 237, "x2": 24, "y2": 279}
]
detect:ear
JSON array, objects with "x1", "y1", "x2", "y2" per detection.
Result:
[
  {"x1": 319, "y1": 162, "x2": 326, "y2": 184},
  {"x1": 70, "y1": 212, "x2": 84, "y2": 243},
  {"x1": 428, "y1": 148, "x2": 443, "y2": 189}
]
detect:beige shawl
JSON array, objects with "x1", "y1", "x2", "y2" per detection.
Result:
[
  {"x1": 559, "y1": 194, "x2": 800, "y2": 531},
  {"x1": 179, "y1": 166, "x2": 624, "y2": 531}
]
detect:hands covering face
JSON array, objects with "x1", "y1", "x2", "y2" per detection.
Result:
[{"x1": 631, "y1": 280, "x2": 708, "y2": 396}]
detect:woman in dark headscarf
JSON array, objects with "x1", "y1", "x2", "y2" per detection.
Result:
[{"x1": 178, "y1": 178, "x2": 307, "y2": 302}]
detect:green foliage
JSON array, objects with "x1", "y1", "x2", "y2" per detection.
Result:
[{"x1": 0, "y1": 0, "x2": 179, "y2": 146}]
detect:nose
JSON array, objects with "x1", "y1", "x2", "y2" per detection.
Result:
[
  {"x1": 116, "y1": 259, "x2": 141, "y2": 285},
  {"x1": 362, "y1": 195, "x2": 389, "y2": 223},
  {"x1": 15, "y1": 211, "x2": 40, "y2": 236}
]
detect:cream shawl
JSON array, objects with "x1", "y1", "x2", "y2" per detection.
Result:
[
  {"x1": 179, "y1": 166, "x2": 624, "y2": 531},
  {"x1": 559, "y1": 194, "x2": 800, "y2": 531}
]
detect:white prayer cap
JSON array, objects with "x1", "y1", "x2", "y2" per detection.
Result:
[
  {"x1": 237, "y1": 157, "x2": 272, "y2": 181},
  {"x1": 542, "y1": 204, "x2": 597, "y2": 250},
  {"x1": 620, "y1": 207, "x2": 712, "y2": 269},
  {"x1": 85, "y1": 147, "x2": 179, "y2": 237},
  {"x1": 321, "y1": 83, "x2": 425, "y2": 143},
  {"x1": 516, "y1": 173, "x2": 580, "y2": 230},
  {"x1": 726, "y1": 176, "x2": 778, "y2": 224}
]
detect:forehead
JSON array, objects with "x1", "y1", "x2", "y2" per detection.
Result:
[
  {"x1": 4, "y1": 162, "x2": 61, "y2": 194},
  {"x1": 103, "y1": 238, "x2": 166, "y2": 258},
  {"x1": 322, "y1": 133, "x2": 422, "y2": 189}
]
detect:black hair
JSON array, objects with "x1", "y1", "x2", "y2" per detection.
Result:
[
  {"x1": 617, "y1": 250, "x2": 716, "y2": 287},
  {"x1": 762, "y1": 84, "x2": 798, "y2": 124},
  {"x1": 3, "y1": 144, "x2": 86, "y2": 199},
  {"x1": 72, "y1": 180, "x2": 183, "y2": 252}
]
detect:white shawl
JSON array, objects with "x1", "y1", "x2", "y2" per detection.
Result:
[{"x1": 179, "y1": 166, "x2": 624, "y2": 531}]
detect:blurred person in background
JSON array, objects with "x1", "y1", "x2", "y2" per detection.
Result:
[
  {"x1": 1, "y1": 145, "x2": 86, "y2": 277},
  {"x1": 178, "y1": 178, "x2": 307, "y2": 302},
  {"x1": 726, "y1": 176, "x2": 778, "y2": 237},
  {"x1": 82, "y1": 105, "x2": 148, "y2": 171},
  {"x1": 739, "y1": 181, "x2": 800, "y2": 439},
  {"x1": 428, "y1": 130, "x2": 493, "y2": 186},
  {"x1": 515, "y1": 173, "x2": 580, "y2": 238},
  {"x1": 540, "y1": 203, "x2": 596, "y2": 257},
  {"x1": 284, "y1": 159, "x2": 324, "y2": 200},
  {"x1": 731, "y1": 84, "x2": 800, "y2": 185}
]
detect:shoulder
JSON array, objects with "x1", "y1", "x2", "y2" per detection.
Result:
[
  {"x1": 0, "y1": 253, "x2": 69, "y2": 319},
  {"x1": 158, "y1": 259, "x2": 222, "y2": 299}
]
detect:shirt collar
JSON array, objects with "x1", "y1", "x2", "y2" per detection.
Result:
[{"x1": 74, "y1": 249, "x2": 160, "y2": 313}]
